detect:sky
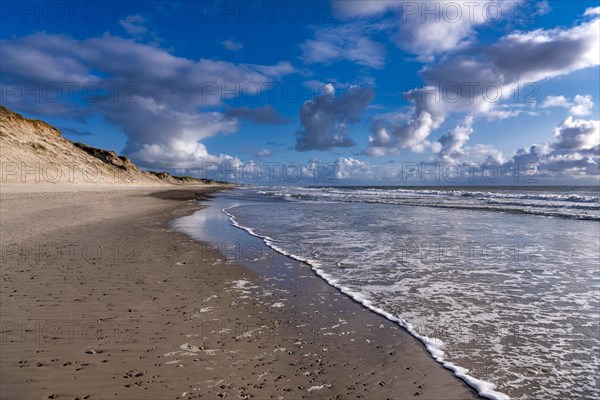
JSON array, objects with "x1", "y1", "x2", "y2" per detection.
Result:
[{"x1": 1, "y1": 0, "x2": 599, "y2": 185}]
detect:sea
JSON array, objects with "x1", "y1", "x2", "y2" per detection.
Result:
[{"x1": 175, "y1": 185, "x2": 600, "y2": 400}]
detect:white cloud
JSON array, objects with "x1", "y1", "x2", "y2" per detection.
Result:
[
  {"x1": 334, "y1": 157, "x2": 371, "y2": 179},
  {"x1": 437, "y1": 116, "x2": 474, "y2": 161},
  {"x1": 553, "y1": 116, "x2": 600, "y2": 150},
  {"x1": 534, "y1": 0, "x2": 552, "y2": 17},
  {"x1": 0, "y1": 33, "x2": 296, "y2": 168},
  {"x1": 584, "y1": 7, "x2": 600, "y2": 17},
  {"x1": 300, "y1": 22, "x2": 387, "y2": 68},
  {"x1": 310, "y1": 117, "x2": 598, "y2": 181},
  {"x1": 506, "y1": 116, "x2": 600, "y2": 177},
  {"x1": 335, "y1": 0, "x2": 523, "y2": 61},
  {"x1": 256, "y1": 149, "x2": 272, "y2": 157},
  {"x1": 463, "y1": 144, "x2": 505, "y2": 164},
  {"x1": 541, "y1": 95, "x2": 571, "y2": 108},
  {"x1": 119, "y1": 14, "x2": 148, "y2": 37},
  {"x1": 485, "y1": 104, "x2": 538, "y2": 121},
  {"x1": 570, "y1": 95, "x2": 595, "y2": 116},
  {"x1": 366, "y1": 13, "x2": 600, "y2": 157},
  {"x1": 436, "y1": 116, "x2": 505, "y2": 163},
  {"x1": 541, "y1": 95, "x2": 595, "y2": 116},
  {"x1": 99, "y1": 97, "x2": 239, "y2": 169},
  {"x1": 222, "y1": 38, "x2": 243, "y2": 51}
]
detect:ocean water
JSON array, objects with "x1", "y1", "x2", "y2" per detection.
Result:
[{"x1": 220, "y1": 186, "x2": 600, "y2": 400}]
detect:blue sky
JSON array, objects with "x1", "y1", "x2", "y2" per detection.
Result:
[{"x1": 1, "y1": 0, "x2": 599, "y2": 184}]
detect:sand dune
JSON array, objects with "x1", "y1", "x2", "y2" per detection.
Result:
[{"x1": 0, "y1": 106, "x2": 224, "y2": 187}]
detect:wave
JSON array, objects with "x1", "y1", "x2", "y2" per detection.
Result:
[
  {"x1": 254, "y1": 187, "x2": 600, "y2": 221},
  {"x1": 222, "y1": 205, "x2": 511, "y2": 400}
]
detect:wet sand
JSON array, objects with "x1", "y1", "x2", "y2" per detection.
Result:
[{"x1": 0, "y1": 186, "x2": 478, "y2": 399}]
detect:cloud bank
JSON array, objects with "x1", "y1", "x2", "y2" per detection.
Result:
[
  {"x1": 366, "y1": 12, "x2": 600, "y2": 159},
  {"x1": 0, "y1": 32, "x2": 296, "y2": 168}
]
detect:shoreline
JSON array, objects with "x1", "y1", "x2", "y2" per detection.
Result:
[
  {"x1": 1, "y1": 185, "x2": 479, "y2": 399},
  {"x1": 220, "y1": 205, "x2": 507, "y2": 400}
]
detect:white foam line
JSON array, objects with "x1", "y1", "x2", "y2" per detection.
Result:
[{"x1": 221, "y1": 206, "x2": 510, "y2": 400}]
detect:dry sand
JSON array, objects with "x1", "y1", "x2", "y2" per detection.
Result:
[{"x1": 0, "y1": 186, "x2": 478, "y2": 399}]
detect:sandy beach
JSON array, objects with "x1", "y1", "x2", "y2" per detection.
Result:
[{"x1": 0, "y1": 186, "x2": 478, "y2": 399}]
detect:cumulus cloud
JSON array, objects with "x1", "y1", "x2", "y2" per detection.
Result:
[
  {"x1": 540, "y1": 95, "x2": 570, "y2": 108},
  {"x1": 541, "y1": 95, "x2": 594, "y2": 116},
  {"x1": 293, "y1": 157, "x2": 378, "y2": 182},
  {"x1": 366, "y1": 109, "x2": 442, "y2": 156},
  {"x1": 564, "y1": 96, "x2": 593, "y2": 117},
  {"x1": 463, "y1": 144, "x2": 505, "y2": 164},
  {"x1": 584, "y1": 6, "x2": 600, "y2": 17},
  {"x1": 438, "y1": 116, "x2": 475, "y2": 161},
  {"x1": 0, "y1": 33, "x2": 97, "y2": 86},
  {"x1": 361, "y1": 117, "x2": 598, "y2": 181},
  {"x1": 553, "y1": 116, "x2": 600, "y2": 150},
  {"x1": 96, "y1": 98, "x2": 239, "y2": 168},
  {"x1": 506, "y1": 116, "x2": 600, "y2": 177},
  {"x1": 333, "y1": 157, "x2": 371, "y2": 179},
  {"x1": 224, "y1": 105, "x2": 289, "y2": 125},
  {"x1": 1, "y1": 33, "x2": 295, "y2": 107},
  {"x1": 0, "y1": 32, "x2": 296, "y2": 168},
  {"x1": 300, "y1": 22, "x2": 387, "y2": 68},
  {"x1": 258, "y1": 118, "x2": 597, "y2": 182},
  {"x1": 335, "y1": 0, "x2": 522, "y2": 61},
  {"x1": 295, "y1": 84, "x2": 375, "y2": 151},
  {"x1": 396, "y1": 1, "x2": 520, "y2": 61},
  {"x1": 366, "y1": 13, "x2": 600, "y2": 157}
]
